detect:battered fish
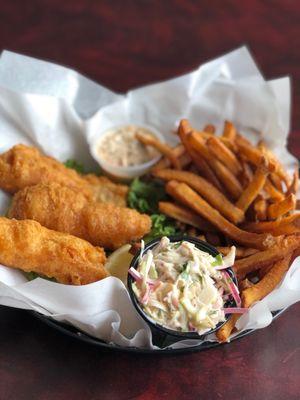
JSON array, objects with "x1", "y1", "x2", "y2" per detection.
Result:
[
  {"x1": 0, "y1": 144, "x2": 128, "y2": 206},
  {"x1": 0, "y1": 217, "x2": 108, "y2": 285},
  {"x1": 8, "y1": 183, "x2": 152, "y2": 250},
  {"x1": 84, "y1": 174, "x2": 128, "y2": 207}
]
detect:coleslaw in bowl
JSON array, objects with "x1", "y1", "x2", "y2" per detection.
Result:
[{"x1": 128, "y1": 236, "x2": 241, "y2": 343}]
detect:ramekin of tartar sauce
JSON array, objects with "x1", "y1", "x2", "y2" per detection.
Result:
[
  {"x1": 89, "y1": 124, "x2": 164, "y2": 179},
  {"x1": 127, "y1": 236, "x2": 238, "y2": 345}
]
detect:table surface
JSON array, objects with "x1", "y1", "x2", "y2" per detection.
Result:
[{"x1": 0, "y1": 1, "x2": 300, "y2": 399}]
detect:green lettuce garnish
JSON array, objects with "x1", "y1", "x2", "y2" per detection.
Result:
[
  {"x1": 128, "y1": 178, "x2": 181, "y2": 242},
  {"x1": 64, "y1": 159, "x2": 85, "y2": 174},
  {"x1": 127, "y1": 178, "x2": 168, "y2": 214},
  {"x1": 144, "y1": 214, "x2": 180, "y2": 243}
]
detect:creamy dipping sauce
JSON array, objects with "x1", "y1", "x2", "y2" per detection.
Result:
[
  {"x1": 131, "y1": 237, "x2": 237, "y2": 335},
  {"x1": 97, "y1": 125, "x2": 160, "y2": 167}
]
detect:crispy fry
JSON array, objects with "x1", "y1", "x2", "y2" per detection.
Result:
[
  {"x1": 236, "y1": 157, "x2": 269, "y2": 212},
  {"x1": 165, "y1": 181, "x2": 276, "y2": 250},
  {"x1": 0, "y1": 217, "x2": 108, "y2": 285},
  {"x1": 203, "y1": 124, "x2": 215, "y2": 134},
  {"x1": 151, "y1": 144, "x2": 189, "y2": 172},
  {"x1": 243, "y1": 213, "x2": 300, "y2": 232},
  {"x1": 188, "y1": 132, "x2": 243, "y2": 199},
  {"x1": 216, "y1": 314, "x2": 240, "y2": 343},
  {"x1": 233, "y1": 235, "x2": 299, "y2": 280},
  {"x1": 222, "y1": 121, "x2": 237, "y2": 140},
  {"x1": 267, "y1": 194, "x2": 296, "y2": 220},
  {"x1": 242, "y1": 253, "x2": 292, "y2": 308},
  {"x1": 237, "y1": 141, "x2": 277, "y2": 175},
  {"x1": 258, "y1": 262, "x2": 275, "y2": 280},
  {"x1": 270, "y1": 172, "x2": 283, "y2": 192},
  {"x1": 235, "y1": 133, "x2": 252, "y2": 147},
  {"x1": 158, "y1": 201, "x2": 216, "y2": 232},
  {"x1": 264, "y1": 179, "x2": 285, "y2": 201},
  {"x1": 239, "y1": 278, "x2": 254, "y2": 291},
  {"x1": 253, "y1": 196, "x2": 267, "y2": 221},
  {"x1": 239, "y1": 160, "x2": 253, "y2": 187},
  {"x1": 191, "y1": 156, "x2": 223, "y2": 191},
  {"x1": 268, "y1": 225, "x2": 300, "y2": 236},
  {"x1": 198, "y1": 234, "x2": 206, "y2": 242},
  {"x1": 153, "y1": 169, "x2": 244, "y2": 224},
  {"x1": 258, "y1": 141, "x2": 290, "y2": 186},
  {"x1": 217, "y1": 247, "x2": 259, "y2": 259},
  {"x1": 286, "y1": 166, "x2": 299, "y2": 196},
  {"x1": 207, "y1": 136, "x2": 242, "y2": 175},
  {"x1": 178, "y1": 120, "x2": 223, "y2": 190},
  {"x1": 136, "y1": 132, "x2": 181, "y2": 170}
]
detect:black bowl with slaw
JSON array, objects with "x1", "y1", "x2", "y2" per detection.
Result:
[{"x1": 127, "y1": 235, "x2": 238, "y2": 347}]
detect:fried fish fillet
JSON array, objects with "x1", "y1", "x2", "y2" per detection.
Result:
[
  {"x1": 8, "y1": 183, "x2": 152, "y2": 250},
  {"x1": 84, "y1": 174, "x2": 128, "y2": 207},
  {"x1": 0, "y1": 144, "x2": 128, "y2": 206},
  {"x1": 0, "y1": 217, "x2": 108, "y2": 285}
]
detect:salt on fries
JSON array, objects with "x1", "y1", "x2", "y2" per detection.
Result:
[{"x1": 148, "y1": 118, "x2": 300, "y2": 342}]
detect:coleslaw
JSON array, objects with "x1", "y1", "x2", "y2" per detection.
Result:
[{"x1": 130, "y1": 237, "x2": 239, "y2": 335}]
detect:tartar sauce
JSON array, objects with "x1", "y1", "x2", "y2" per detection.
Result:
[
  {"x1": 97, "y1": 125, "x2": 159, "y2": 167},
  {"x1": 131, "y1": 237, "x2": 236, "y2": 335}
]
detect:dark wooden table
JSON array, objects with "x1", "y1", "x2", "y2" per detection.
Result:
[{"x1": 0, "y1": 1, "x2": 299, "y2": 399}]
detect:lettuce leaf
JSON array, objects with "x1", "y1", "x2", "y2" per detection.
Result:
[
  {"x1": 64, "y1": 159, "x2": 85, "y2": 174},
  {"x1": 127, "y1": 178, "x2": 168, "y2": 214}
]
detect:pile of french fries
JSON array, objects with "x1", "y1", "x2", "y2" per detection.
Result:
[{"x1": 137, "y1": 119, "x2": 300, "y2": 342}]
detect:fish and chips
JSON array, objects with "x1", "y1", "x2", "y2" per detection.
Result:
[{"x1": 0, "y1": 115, "x2": 299, "y2": 344}]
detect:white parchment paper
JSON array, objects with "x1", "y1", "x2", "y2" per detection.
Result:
[{"x1": 0, "y1": 47, "x2": 299, "y2": 349}]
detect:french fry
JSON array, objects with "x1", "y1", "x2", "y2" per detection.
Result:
[
  {"x1": 242, "y1": 253, "x2": 292, "y2": 308},
  {"x1": 243, "y1": 213, "x2": 300, "y2": 232},
  {"x1": 253, "y1": 195, "x2": 267, "y2": 221},
  {"x1": 237, "y1": 141, "x2": 278, "y2": 175},
  {"x1": 207, "y1": 136, "x2": 242, "y2": 176},
  {"x1": 270, "y1": 172, "x2": 283, "y2": 192},
  {"x1": 188, "y1": 132, "x2": 243, "y2": 199},
  {"x1": 217, "y1": 250, "x2": 290, "y2": 342},
  {"x1": 233, "y1": 235, "x2": 299, "y2": 280},
  {"x1": 216, "y1": 314, "x2": 240, "y2": 343},
  {"x1": 258, "y1": 141, "x2": 291, "y2": 186},
  {"x1": 258, "y1": 262, "x2": 274, "y2": 280},
  {"x1": 239, "y1": 278, "x2": 254, "y2": 291},
  {"x1": 222, "y1": 121, "x2": 236, "y2": 140},
  {"x1": 158, "y1": 201, "x2": 216, "y2": 232},
  {"x1": 286, "y1": 166, "x2": 299, "y2": 196},
  {"x1": 236, "y1": 157, "x2": 269, "y2": 212},
  {"x1": 267, "y1": 194, "x2": 296, "y2": 220},
  {"x1": 165, "y1": 181, "x2": 276, "y2": 250},
  {"x1": 153, "y1": 169, "x2": 245, "y2": 224},
  {"x1": 136, "y1": 132, "x2": 181, "y2": 170},
  {"x1": 268, "y1": 225, "x2": 300, "y2": 236},
  {"x1": 223, "y1": 252, "x2": 292, "y2": 342},
  {"x1": 217, "y1": 247, "x2": 259, "y2": 259},
  {"x1": 151, "y1": 144, "x2": 186, "y2": 171},
  {"x1": 178, "y1": 120, "x2": 223, "y2": 191},
  {"x1": 239, "y1": 160, "x2": 253, "y2": 187},
  {"x1": 264, "y1": 179, "x2": 285, "y2": 201},
  {"x1": 203, "y1": 124, "x2": 215, "y2": 134},
  {"x1": 198, "y1": 234, "x2": 206, "y2": 242},
  {"x1": 297, "y1": 200, "x2": 300, "y2": 210}
]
